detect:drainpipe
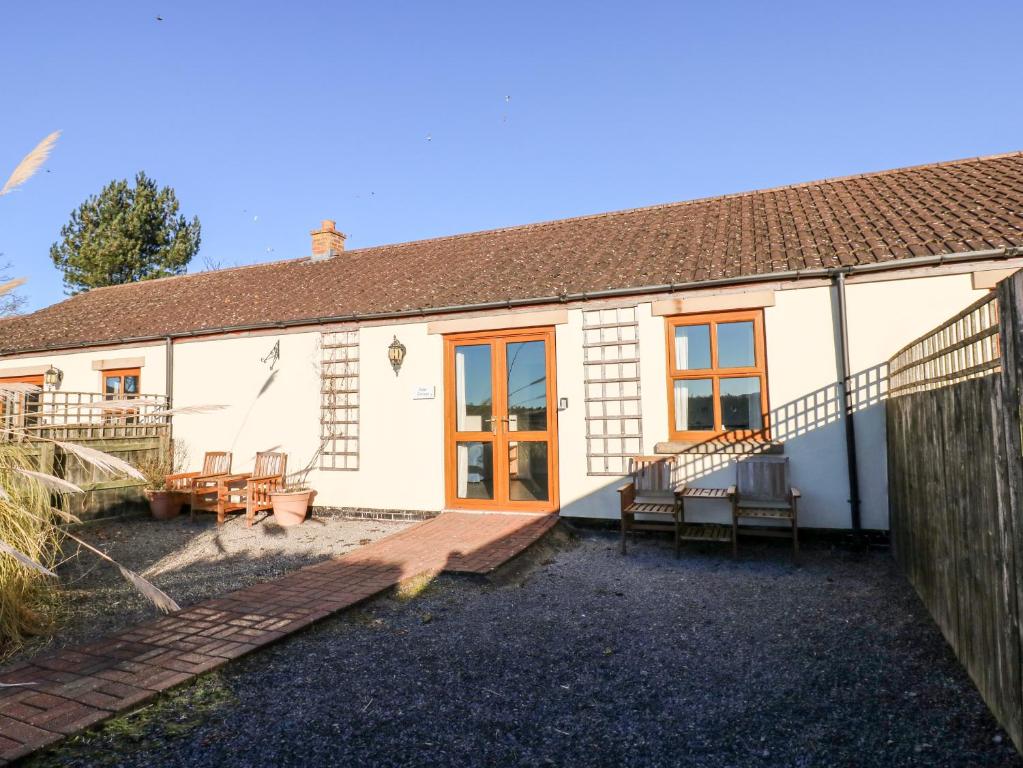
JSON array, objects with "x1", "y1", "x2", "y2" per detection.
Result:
[
  {"x1": 833, "y1": 271, "x2": 862, "y2": 533},
  {"x1": 164, "y1": 336, "x2": 174, "y2": 440}
]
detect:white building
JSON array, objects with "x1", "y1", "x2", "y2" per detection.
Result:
[{"x1": 2, "y1": 152, "x2": 1022, "y2": 530}]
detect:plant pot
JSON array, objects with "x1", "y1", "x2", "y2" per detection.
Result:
[
  {"x1": 270, "y1": 490, "x2": 316, "y2": 527},
  {"x1": 146, "y1": 489, "x2": 184, "y2": 520}
]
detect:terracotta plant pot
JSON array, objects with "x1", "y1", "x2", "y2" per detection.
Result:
[
  {"x1": 270, "y1": 490, "x2": 316, "y2": 527},
  {"x1": 146, "y1": 489, "x2": 184, "y2": 520}
]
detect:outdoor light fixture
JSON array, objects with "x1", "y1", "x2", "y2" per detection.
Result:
[
  {"x1": 43, "y1": 365, "x2": 62, "y2": 389},
  {"x1": 387, "y1": 335, "x2": 407, "y2": 376}
]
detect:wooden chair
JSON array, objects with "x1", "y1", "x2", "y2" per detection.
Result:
[
  {"x1": 729, "y1": 456, "x2": 801, "y2": 560},
  {"x1": 618, "y1": 455, "x2": 679, "y2": 554},
  {"x1": 212, "y1": 451, "x2": 288, "y2": 527},
  {"x1": 166, "y1": 451, "x2": 232, "y2": 493}
]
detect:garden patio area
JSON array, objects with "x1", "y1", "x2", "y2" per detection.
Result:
[
  {"x1": 15, "y1": 527, "x2": 1023, "y2": 768},
  {"x1": 1, "y1": 512, "x2": 412, "y2": 669}
]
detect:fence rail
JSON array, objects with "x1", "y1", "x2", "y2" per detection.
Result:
[
  {"x1": 0, "y1": 391, "x2": 170, "y2": 442},
  {"x1": 888, "y1": 291, "x2": 1001, "y2": 395}
]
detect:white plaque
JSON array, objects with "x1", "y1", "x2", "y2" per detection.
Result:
[{"x1": 411, "y1": 385, "x2": 436, "y2": 400}]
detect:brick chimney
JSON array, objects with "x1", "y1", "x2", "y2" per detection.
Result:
[{"x1": 310, "y1": 220, "x2": 346, "y2": 259}]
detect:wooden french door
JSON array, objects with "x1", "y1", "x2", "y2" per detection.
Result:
[{"x1": 444, "y1": 326, "x2": 559, "y2": 513}]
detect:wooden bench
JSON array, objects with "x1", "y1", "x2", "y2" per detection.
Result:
[
  {"x1": 730, "y1": 456, "x2": 800, "y2": 560},
  {"x1": 618, "y1": 456, "x2": 678, "y2": 555}
]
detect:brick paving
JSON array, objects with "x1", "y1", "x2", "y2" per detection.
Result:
[{"x1": 0, "y1": 512, "x2": 557, "y2": 764}]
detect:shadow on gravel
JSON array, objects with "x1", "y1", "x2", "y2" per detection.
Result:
[{"x1": 18, "y1": 525, "x2": 1023, "y2": 768}]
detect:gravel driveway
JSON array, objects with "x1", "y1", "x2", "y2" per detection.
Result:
[
  {"x1": 24, "y1": 527, "x2": 1023, "y2": 768},
  {"x1": 2, "y1": 511, "x2": 410, "y2": 669}
]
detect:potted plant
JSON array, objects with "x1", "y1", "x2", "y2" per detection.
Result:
[
  {"x1": 270, "y1": 484, "x2": 316, "y2": 527},
  {"x1": 137, "y1": 449, "x2": 187, "y2": 520}
]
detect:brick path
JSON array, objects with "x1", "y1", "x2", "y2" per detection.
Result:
[{"x1": 0, "y1": 512, "x2": 557, "y2": 764}]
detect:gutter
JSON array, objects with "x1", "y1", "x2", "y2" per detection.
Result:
[{"x1": 2, "y1": 246, "x2": 1020, "y2": 357}]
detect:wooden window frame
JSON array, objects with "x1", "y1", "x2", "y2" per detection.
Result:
[
  {"x1": 664, "y1": 309, "x2": 770, "y2": 442},
  {"x1": 101, "y1": 367, "x2": 142, "y2": 398}
]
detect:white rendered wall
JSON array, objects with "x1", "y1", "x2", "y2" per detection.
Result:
[
  {"x1": 0, "y1": 270, "x2": 991, "y2": 530},
  {"x1": 844, "y1": 273, "x2": 985, "y2": 530}
]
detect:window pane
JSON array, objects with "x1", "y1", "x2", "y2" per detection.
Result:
[
  {"x1": 673, "y1": 378, "x2": 714, "y2": 432},
  {"x1": 508, "y1": 441, "x2": 549, "y2": 501},
  {"x1": 674, "y1": 325, "x2": 711, "y2": 370},
  {"x1": 506, "y1": 340, "x2": 547, "y2": 431},
  {"x1": 124, "y1": 375, "x2": 139, "y2": 395},
  {"x1": 456, "y1": 441, "x2": 494, "y2": 499},
  {"x1": 717, "y1": 321, "x2": 755, "y2": 368},
  {"x1": 720, "y1": 377, "x2": 763, "y2": 430},
  {"x1": 105, "y1": 376, "x2": 121, "y2": 396},
  {"x1": 455, "y1": 345, "x2": 492, "y2": 431}
]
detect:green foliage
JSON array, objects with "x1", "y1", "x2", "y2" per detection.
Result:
[
  {"x1": 0, "y1": 446, "x2": 69, "y2": 656},
  {"x1": 49, "y1": 172, "x2": 201, "y2": 294}
]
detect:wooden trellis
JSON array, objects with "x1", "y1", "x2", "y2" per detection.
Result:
[
  {"x1": 583, "y1": 306, "x2": 643, "y2": 475},
  {"x1": 888, "y1": 291, "x2": 1001, "y2": 396},
  {"x1": 320, "y1": 329, "x2": 360, "y2": 470}
]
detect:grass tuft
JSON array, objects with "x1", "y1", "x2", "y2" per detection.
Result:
[
  {"x1": 0, "y1": 445, "x2": 72, "y2": 658},
  {"x1": 392, "y1": 572, "x2": 437, "y2": 602}
]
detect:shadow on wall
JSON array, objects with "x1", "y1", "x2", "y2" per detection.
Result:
[
  {"x1": 561, "y1": 362, "x2": 890, "y2": 529},
  {"x1": 673, "y1": 362, "x2": 888, "y2": 482}
]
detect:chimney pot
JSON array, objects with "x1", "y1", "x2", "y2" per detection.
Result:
[{"x1": 311, "y1": 219, "x2": 346, "y2": 259}]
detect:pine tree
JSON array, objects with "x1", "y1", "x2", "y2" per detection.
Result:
[{"x1": 49, "y1": 172, "x2": 201, "y2": 293}]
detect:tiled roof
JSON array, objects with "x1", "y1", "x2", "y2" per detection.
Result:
[{"x1": 2, "y1": 152, "x2": 1022, "y2": 355}]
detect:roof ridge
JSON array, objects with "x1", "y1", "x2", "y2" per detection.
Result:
[
  {"x1": 62, "y1": 149, "x2": 1023, "y2": 298},
  {"x1": 337, "y1": 150, "x2": 1023, "y2": 254}
]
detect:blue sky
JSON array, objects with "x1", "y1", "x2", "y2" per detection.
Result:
[{"x1": 1, "y1": 1, "x2": 1020, "y2": 311}]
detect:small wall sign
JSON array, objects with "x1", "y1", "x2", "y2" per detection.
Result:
[{"x1": 411, "y1": 385, "x2": 436, "y2": 400}]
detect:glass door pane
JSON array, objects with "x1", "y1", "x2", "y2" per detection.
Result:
[
  {"x1": 454, "y1": 344, "x2": 492, "y2": 432},
  {"x1": 456, "y1": 441, "x2": 494, "y2": 499},
  {"x1": 506, "y1": 340, "x2": 547, "y2": 431},
  {"x1": 507, "y1": 441, "x2": 549, "y2": 501}
]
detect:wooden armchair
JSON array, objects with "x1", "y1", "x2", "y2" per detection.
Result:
[
  {"x1": 194, "y1": 451, "x2": 288, "y2": 527},
  {"x1": 729, "y1": 456, "x2": 800, "y2": 560},
  {"x1": 166, "y1": 451, "x2": 232, "y2": 493},
  {"x1": 618, "y1": 455, "x2": 679, "y2": 554}
]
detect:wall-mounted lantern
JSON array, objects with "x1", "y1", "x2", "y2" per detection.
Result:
[
  {"x1": 43, "y1": 365, "x2": 63, "y2": 389},
  {"x1": 387, "y1": 336, "x2": 407, "y2": 376}
]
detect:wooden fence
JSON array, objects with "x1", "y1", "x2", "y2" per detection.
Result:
[
  {"x1": 887, "y1": 275, "x2": 1023, "y2": 750},
  {"x1": 1, "y1": 391, "x2": 170, "y2": 519}
]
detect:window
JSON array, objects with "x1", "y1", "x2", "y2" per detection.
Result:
[
  {"x1": 102, "y1": 368, "x2": 141, "y2": 399},
  {"x1": 665, "y1": 310, "x2": 767, "y2": 440}
]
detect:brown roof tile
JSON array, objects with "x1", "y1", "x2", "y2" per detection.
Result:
[{"x1": 2, "y1": 152, "x2": 1022, "y2": 355}]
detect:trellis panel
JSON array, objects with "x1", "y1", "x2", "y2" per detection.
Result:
[
  {"x1": 582, "y1": 306, "x2": 643, "y2": 475},
  {"x1": 320, "y1": 330, "x2": 360, "y2": 470}
]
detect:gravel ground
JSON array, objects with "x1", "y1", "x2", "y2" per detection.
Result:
[
  {"x1": 2, "y1": 511, "x2": 410, "y2": 669},
  {"x1": 23, "y1": 526, "x2": 1023, "y2": 768}
]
